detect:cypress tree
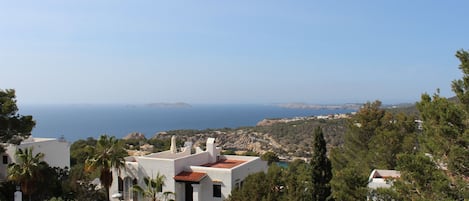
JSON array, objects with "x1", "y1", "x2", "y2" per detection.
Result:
[{"x1": 310, "y1": 126, "x2": 333, "y2": 201}]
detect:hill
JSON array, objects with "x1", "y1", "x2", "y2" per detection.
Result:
[{"x1": 151, "y1": 116, "x2": 350, "y2": 161}]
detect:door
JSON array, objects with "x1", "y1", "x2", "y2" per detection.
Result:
[{"x1": 185, "y1": 182, "x2": 193, "y2": 201}]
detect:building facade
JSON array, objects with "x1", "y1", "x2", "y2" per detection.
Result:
[
  {"x1": 110, "y1": 137, "x2": 267, "y2": 201},
  {"x1": 0, "y1": 137, "x2": 71, "y2": 181}
]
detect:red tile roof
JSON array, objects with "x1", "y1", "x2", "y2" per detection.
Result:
[
  {"x1": 202, "y1": 159, "x2": 246, "y2": 169},
  {"x1": 174, "y1": 171, "x2": 207, "y2": 182}
]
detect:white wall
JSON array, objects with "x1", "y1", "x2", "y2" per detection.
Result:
[
  {"x1": 188, "y1": 156, "x2": 268, "y2": 201},
  {"x1": 6, "y1": 138, "x2": 70, "y2": 169},
  {"x1": 231, "y1": 157, "x2": 267, "y2": 188},
  {"x1": 189, "y1": 166, "x2": 231, "y2": 201},
  {"x1": 138, "y1": 157, "x2": 176, "y2": 193},
  {"x1": 0, "y1": 138, "x2": 70, "y2": 181}
]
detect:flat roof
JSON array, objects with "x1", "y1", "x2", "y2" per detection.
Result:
[
  {"x1": 174, "y1": 171, "x2": 207, "y2": 182},
  {"x1": 201, "y1": 159, "x2": 246, "y2": 169},
  {"x1": 21, "y1": 137, "x2": 57, "y2": 144}
]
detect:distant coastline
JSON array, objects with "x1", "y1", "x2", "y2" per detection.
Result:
[
  {"x1": 144, "y1": 102, "x2": 192, "y2": 108},
  {"x1": 275, "y1": 103, "x2": 362, "y2": 110},
  {"x1": 23, "y1": 104, "x2": 355, "y2": 141}
]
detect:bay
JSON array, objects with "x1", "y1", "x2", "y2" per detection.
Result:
[{"x1": 19, "y1": 104, "x2": 355, "y2": 142}]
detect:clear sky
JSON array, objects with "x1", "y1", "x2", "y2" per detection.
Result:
[{"x1": 1, "y1": 1, "x2": 468, "y2": 105}]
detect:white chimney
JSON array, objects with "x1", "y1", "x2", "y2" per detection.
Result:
[
  {"x1": 206, "y1": 138, "x2": 218, "y2": 163},
  {"x1": 170, "y1": 135, "x2": 177, "y2": 154}
]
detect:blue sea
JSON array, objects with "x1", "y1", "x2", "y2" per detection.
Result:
[{"x1": 19, "y1": 104, "x2": 355, "y2": 142}]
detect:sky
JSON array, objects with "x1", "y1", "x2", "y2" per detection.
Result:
[{"x1": 1, "y1": 1, "x2": 469, "y2": 105}]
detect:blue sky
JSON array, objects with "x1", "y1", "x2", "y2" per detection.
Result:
[{"x1": 1, "y1": 1, "x2": 468, "y2": 104}]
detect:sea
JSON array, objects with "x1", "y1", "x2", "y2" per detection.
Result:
[{"x1": 19, "y1": 104, "x2": 355, "y2": 142}]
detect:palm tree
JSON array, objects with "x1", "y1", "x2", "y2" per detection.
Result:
[
  {"x1": 8, "y1": 147, "x2": 47, "y2": 201},
  {"x1": 85, "y1": 134, "x2": 127, "y2": 201},
  {"x1": 132, "y1": 172, "x2": 168, "y2": 201}
]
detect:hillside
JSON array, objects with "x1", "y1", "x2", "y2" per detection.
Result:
[
  {"x1": 151, "y1": 116, "x2": 349, "y2": 161},
  {"x1": 386, "y1": 96, "x2": 458, "y2": 116}
]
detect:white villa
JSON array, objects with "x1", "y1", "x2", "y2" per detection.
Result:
[
  {"x1": 0, "y1": 136, "x2": 71, "y2": 181},
  {"x1": 367, "y1": 169, "x2": 401, "y2": 201},
  {"x1": 367, "y1": 169, "x2": 401, "y2": 189},
  {"x1": 110, "y1": 137, "x2": 268, "y2": 201}
]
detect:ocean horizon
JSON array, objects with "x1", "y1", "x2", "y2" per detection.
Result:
[{"x1": 19, "y1": 104, "x2": 356, "y2": 142}]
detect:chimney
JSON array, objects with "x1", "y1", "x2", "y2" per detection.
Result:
[
  {"x1": 206, "y1": 138, "x2": 218, "y2": 163},
  {"x1": 170, "y1": 135, "x2": 177, "y2": 154}
]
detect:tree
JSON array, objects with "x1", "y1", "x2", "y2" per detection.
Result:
[
  {"x1": 393, "y1": 154, "x2": 454, "y2": 200},
  {"x1": 228, "y1": 171, "x2": 270, "y2": 201},
  {"x1": 330, "y1": 101, "x2": 385, "y2": 200},
  {"x1": 261, "y1": 151, "x2": 280, "y2": 165},
  {"x1": 0, "y1": 89, "x2": 35, "y2": 150},
  {"x1": 229, "y1": 164, "x2": 287, "y2": 201},
  {"x1": 85, "y1": 135, "x2": 127, "y2": 201},
  {"x1": 397, "y1": 49, "x2": 469, "y2": 200},
  {"x1": 283, "y1": 160, "x2": 310, "y2": 201},
  {"x1": 132, "y1": 172, "x2": 166, "y2": 201},
  {"x1": 310, "y1": 127, "x2": 332, "y2": 201},
  {"x1": 330, "y1": 101, "x2": 418, "y2": 200},
  {"x1": 448, "y1": 49, "x2": 469, "y2": 178},
  {"x1": 7, "y1": 147, "x2": 47, "y2": 201}
]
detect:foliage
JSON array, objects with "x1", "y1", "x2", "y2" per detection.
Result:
[
  {"x1": 229, "y1": 128, "x2": 334, "y2": 201},
  {"x1": 8, "y1": 147, "x2": 47, "y2": 200},
  {"x1": 397, "y1": 49, "x2": 469, "y2": 200},
  {"x1": 66, "y1": 163, "x2": 106, "y2": 200},
  {"x1": 147, "y1": 137, "x2": 184, "y2": 153},
  {"x1": 261, "y1": 151, "x2": 280, "y2": 165},
  {"x1": 283, "y1": 160, "x2": 311, "y2": 201},
  {"x1": 310, "y1": 127, "x2": 332, "y2": 201},
  {"x1": 221, "y1": 149, "x2": 236, "y2": 155},
  {"x1": 254, "y1": 118, "x2": 348, "y2": 157},
  {"x1": 0, "y1": 89, "x2": 35, "y2": 150},
  {"x1": 70, "y1": 137, "x2": 97, "y2": 166},
  {"x1": 85, "y1": 134, "x2": 127, "y2": 201},
  {"x1": 132, "y1": 172, "x2": 166, "y2": 201},
  {"x1": 330, "y1": 101, "x2": 418, "y2": 200},
  {"x1": 0, "y1": 181, "x2": 16, "y2": 201},
  {"x1": 393, "y1": 153, "x2": 456, "y2": 201},
  {"x1": 228, "y1": 171, "x2": 272, "y2": 201}
]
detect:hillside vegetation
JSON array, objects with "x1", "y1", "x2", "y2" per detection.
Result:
[{"x1": 149, "y1": 117, "x2": 348, "y2": 160}]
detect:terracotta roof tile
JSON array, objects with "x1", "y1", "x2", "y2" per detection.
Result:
[
  {"x1": 202, "y1": 159, "x2": 246, "y2": 169},
  {"x1": 174, "y1": 171, "x2": 207, "y2": 182}
]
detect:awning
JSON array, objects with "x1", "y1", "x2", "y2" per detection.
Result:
[{"x1": 174, "y1": 171, "x2": 207, "y2": 182}]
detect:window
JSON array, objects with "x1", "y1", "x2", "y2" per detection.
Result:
[
  {"x1": 2, "y1": 155, "x2": 8, "y2": 164},
  {"x1": 213, "y1": 184, "x2": 221, "y2": 198}
]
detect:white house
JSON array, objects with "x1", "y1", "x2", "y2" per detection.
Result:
[
  {"x1": 110, "y1": 137, "x2": 268, "y2": 201},
  {"x1": 367, "y1": 169, "x2": 400, "y2": 189},
  {"x1": 0, "y1": 136, "x2": 71, "y2": 181},
  {"x1": 367, "y1": 169, "x2": 401, "y2": 201}
]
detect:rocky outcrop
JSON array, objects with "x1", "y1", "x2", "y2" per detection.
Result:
[{"x1": 123, "y1": 132, "x2": 146, "y2": 140}]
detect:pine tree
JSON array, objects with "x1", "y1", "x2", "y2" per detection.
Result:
[
  {"x1": 310, "y1": 127, "x2": 333, "y2": 201},
  {"x1": 330, "y1": 101, "x2": 385, "y2": 200},
  {"x1": 0, "y1": 89, "x2": 36, "y2": 150},
  {"x1": 400, "y1": 49, "x2": 469, "y2": 200}
]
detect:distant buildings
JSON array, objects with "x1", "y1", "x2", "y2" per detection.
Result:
[
  {"x1": 110, "y1": 137, "x2": 267, "y2": 201},
  {"x1": 0, "y1": 136, "x2": 71, "y2": 181}
]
